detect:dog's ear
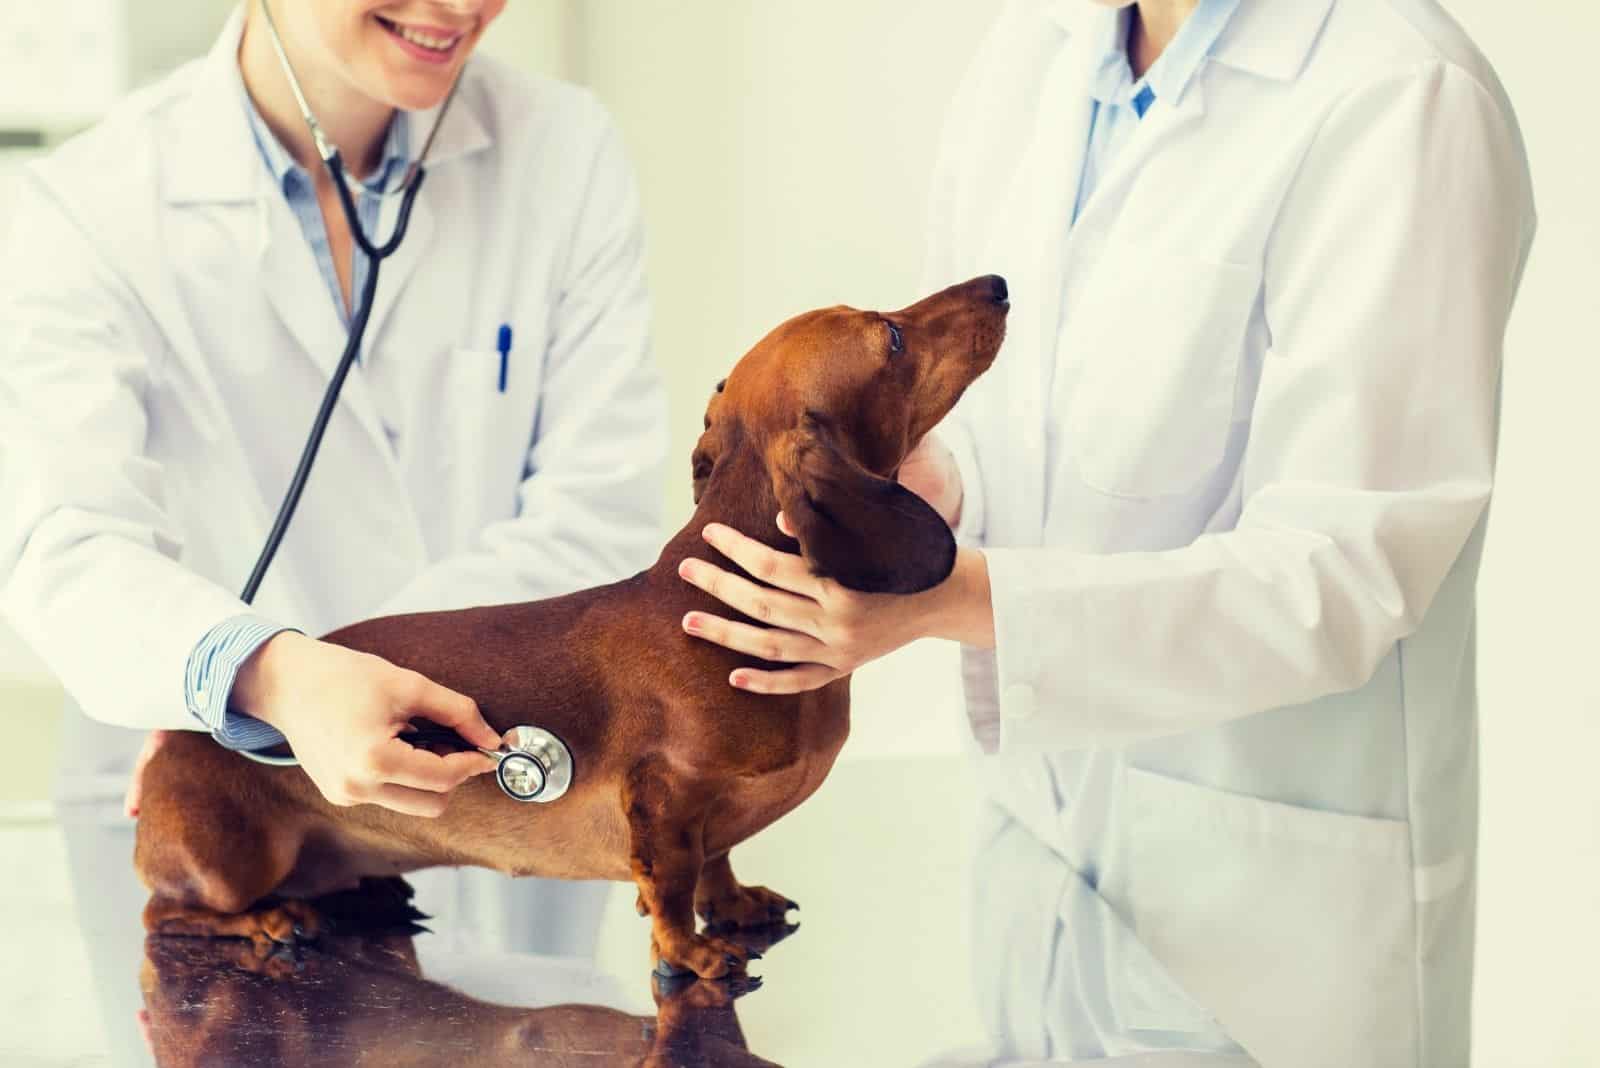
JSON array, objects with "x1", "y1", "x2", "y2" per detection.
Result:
[
  {"x1": 691, "y1": 379, "x2": 730, "y2": 505},
  {"x1": 767, "y1": 425, "x2": 957, "y2": 594},
  {"x1": 691, "y1": 430, "x2": 717, "y2": 505}
]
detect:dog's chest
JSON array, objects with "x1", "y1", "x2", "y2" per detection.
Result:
[{"x1": 705, "y1": 690, "x2": 849, "y2": 854}]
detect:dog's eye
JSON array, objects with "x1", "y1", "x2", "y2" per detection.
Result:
[{"x1": 886, "y1": 321, "x2": 905, "y2": 355}]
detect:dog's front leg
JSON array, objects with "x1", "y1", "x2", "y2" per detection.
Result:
[{"x1": 624, "y1": 761, "x2": 753, "y2": 979}]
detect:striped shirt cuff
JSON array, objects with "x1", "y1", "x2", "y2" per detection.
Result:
[{"x1": 184, "y1": 615, "x2": 295, "y2": 752}]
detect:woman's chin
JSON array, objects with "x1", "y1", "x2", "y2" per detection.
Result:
[
  {"x1": 383, "y1": 81, "x2": 457, "y2": 115},
  {"x1": 372, "y1": 61, "x2": 469, "y2": 114}
]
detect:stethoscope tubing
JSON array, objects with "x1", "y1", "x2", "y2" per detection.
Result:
[
  {"x1": 234, "y1": 2, "x2": 448, "y2": 771},
  {"x1": 231, "y1": 7, "x2": 574, "y2": 806},
  {"x1": 238, "y1": 169, "x2": 426, "y2": 606}
]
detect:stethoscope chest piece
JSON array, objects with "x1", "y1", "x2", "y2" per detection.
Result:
[{"x1": 491, "y1": 726, "x2": 573, "y2": 804}]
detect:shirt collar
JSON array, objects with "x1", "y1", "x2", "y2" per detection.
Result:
[
  {"x1": 236, "y1": 66, "x2": 413, "y2": 196},
  {"x1": 1085, "y1": 0, "x2": 1245, "y2": 111},
  {"x1": 163, "y1": 5, "x2": 491, "y2": 205}
]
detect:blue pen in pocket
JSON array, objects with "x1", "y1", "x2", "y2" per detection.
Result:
[{"x1": 496, "y1": 324, "x2": 513, "y2": 393}]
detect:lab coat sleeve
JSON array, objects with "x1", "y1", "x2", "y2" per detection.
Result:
[
  {"x1": 375, "y1": 114, "x2": 668, "y2": 616},
  {"x1": 981, "y1": 62, "x2": 1535, "y2": 751},
  {"x1": 0, "y1": 173, "x2": 266, "y2": 733}
]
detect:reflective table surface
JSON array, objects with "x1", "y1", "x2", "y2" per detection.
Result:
[
  {"x1": 18, "y1": 757, "x2": 1258, "y2": 1067},
  {"x1": 135, "y1": 925, "x2": 786, "y2": 1067}
]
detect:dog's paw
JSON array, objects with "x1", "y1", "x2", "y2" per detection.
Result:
[
  {"x1": 696, "y1": 883, "x2": 798, "y2": 932},
  {"x1": 652, "y1": 931, "x2": 757, "y2": 980},
  {"x1": 247, "y1": 899, "x2": 323, "y2": 953}
]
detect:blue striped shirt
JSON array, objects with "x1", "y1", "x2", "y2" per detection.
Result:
[{"x1": 183, "y1": 74, "x2": 413, "y2": 753}]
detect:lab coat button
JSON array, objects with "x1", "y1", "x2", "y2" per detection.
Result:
[{"x1": 1004, "y1": 683, "x2": 1036, "y2": 720}]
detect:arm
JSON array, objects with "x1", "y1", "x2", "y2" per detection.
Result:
[
  {"x1": 0, "y1": 171, "x2": 256, "y2": 733},
  {"x1": 376, "y1": 116, "x2": 668, "y2": 617}
]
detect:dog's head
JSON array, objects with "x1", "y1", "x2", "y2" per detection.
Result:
[{"x1": 693, "y1": 274, "x2": 1008, "y2": 594}]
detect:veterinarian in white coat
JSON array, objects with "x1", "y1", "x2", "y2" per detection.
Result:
[
  {"x1": 0, "y1": 0, "x2": 665, "y2": 961},
  {"x1": 679, "y1": 0, "x2": 1537, "y2": 1064}
]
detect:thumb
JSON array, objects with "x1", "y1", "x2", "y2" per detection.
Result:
[{"x1": 408, "y1": 677, "x2": 502, "y2": 751}]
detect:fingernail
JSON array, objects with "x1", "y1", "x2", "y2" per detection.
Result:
[
  {"x1": 702, "y1": 524, "x2": 722, "y2": 543},
  {"x1": 731, "y1": 672, "x2": 748, "y2": 689},
  {"x1": 677, "y1": 559, "x2": 694, "y2": 579},
  {"x1": 683, "y1": 613, "x2": 701, "y2": 633}
]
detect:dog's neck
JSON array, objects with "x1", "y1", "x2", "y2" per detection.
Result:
[{"x1": 649, "y1": 443, "x2": 794, "y2": 596}]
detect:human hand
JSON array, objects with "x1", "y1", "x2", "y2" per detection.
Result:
[
  {"x1": 897, "y1": 432, "x2": 963, "y2": 527},
  {"x1": 124, "y1": 729, "x2": 172, "y2": 819},
  {"x1": 677, "y1": 517, "x2": 993, "y2": 694},
  {"x1": 233, "y1": 632, "x2": 499, "y2": 817}
]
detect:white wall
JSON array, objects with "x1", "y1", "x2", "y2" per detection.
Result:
[
  {"x1": 1439, "y1": 5, "x2": 1600, "y2": 1065},
  {"x1": 571, "y1": 0, "x2": 997, "y2": 758}
]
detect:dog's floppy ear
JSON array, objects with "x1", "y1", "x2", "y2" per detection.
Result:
[{"x1": 767, "y1": 424, "x2": 957, "y2": 594}]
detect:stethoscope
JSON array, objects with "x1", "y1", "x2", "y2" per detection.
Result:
[{"x1": 234, "y1": 1, "x2": 573, "y2": 804}]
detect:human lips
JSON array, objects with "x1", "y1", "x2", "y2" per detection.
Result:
[{"x1": 374, "y1": 14, "x2": 468, "y2": 61}]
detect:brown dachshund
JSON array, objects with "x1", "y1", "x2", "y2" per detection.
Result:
[{"x1": 133, "y1": 274, "x2": 1008, "y2": 979}]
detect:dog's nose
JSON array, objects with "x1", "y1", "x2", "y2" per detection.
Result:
[{"x1": 984, "y1": 274, "x2": 1009, "y2": 305}]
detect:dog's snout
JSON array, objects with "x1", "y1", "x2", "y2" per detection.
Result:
[{"x1": 984, "y1": 274, "x2": 1009, "y2": 305}]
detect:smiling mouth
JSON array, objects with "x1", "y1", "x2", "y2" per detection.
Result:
[{"x1": 375, "y1": 15, "x2": 466, "y2": 57}]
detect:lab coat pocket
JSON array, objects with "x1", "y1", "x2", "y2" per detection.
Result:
[
  {"x1": 1121, "y1": 768, "x2": 1417, "y2": 1068},
  {"x1": 1063, "y1": 249, "x2": 1258, "y2": 499},
  {"x1": 439, "y1": 346, "x2": 540, "y2": 527}
]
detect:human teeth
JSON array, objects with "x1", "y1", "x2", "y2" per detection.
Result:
[{"x1": 393, "y1": 24, "x2": 458, "y2": 51}]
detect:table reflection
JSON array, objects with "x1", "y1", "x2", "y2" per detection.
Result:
[
  {"x1": 138, "y1": 926, "x2": 786, "y2": 1068},
  {"x1": 56, "y1": 763, "x2": 1264, "y2": 1067}
]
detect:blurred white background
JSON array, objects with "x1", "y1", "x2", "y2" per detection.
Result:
[{"x1": 0, "y1": 2, "x2": 1595, "y2": 1064}]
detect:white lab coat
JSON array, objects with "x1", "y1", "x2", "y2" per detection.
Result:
[
  {"x1": 927, "y1": 1, "x2": 1535, "y2": 1065},
  {"x1": 0, "y1": 13, "x2": 666, "y2": 953}
]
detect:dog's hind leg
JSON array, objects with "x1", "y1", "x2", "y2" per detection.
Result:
[
  {"x1": 694, "y1": 853, "x2": 798, "y2": 933},
  {"x1": 134, "y1": 739, "x2": 319, "y2": 952},
  {"x1": 624, "y1": 760, "x2": 753, "y2": 980}
]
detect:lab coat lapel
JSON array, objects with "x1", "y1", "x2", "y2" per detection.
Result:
[
  {"x1": 1069, "y1": 79, "x2": 1209, "y2": 243},
  {"x1": 362, "y1": 91, "x2": 491, "y2": 349},
  {"x1": 172, "y1": 7, "x2": 396, "y2": 461},
  {"x1": 253, "y1": 182, "x2": 394, "y2": 457},
  {"x1": 981, "y1": 23, "x2": 1098, "y2": 543}
]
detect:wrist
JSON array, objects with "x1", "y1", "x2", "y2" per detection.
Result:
[
  {"x1": 230, "y1": 630, "x2": 309, "y2": 729},
  {"x1": 920, "y1": 547, "x2": 994, "y2": 649}
]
